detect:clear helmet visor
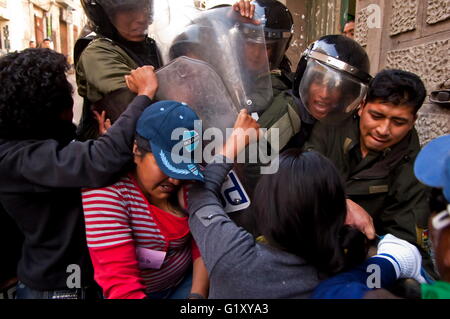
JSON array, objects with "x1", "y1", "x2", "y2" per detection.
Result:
[
  {"x1": 299, "y1": 59, "x2": 368, "y2": 122},
  {"x1": 265, "y1": 37, "x2": 290, "y2": 70},
  {"x1": 101, "y1": 0, "x2": 154, "y2": 41},
  {"x1": 152, "y1": 5, "x2": 273, "y2": 115}
]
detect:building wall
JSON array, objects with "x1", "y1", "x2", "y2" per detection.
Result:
[
  {"x1": 355, "y1": 0, "x2": 450, "y2": 145},
  {"x1": 285, "y1": 0, "x2": 347, "y2": 73},
  {"x1": 0, "y1": 0, "x2": 86, "y2": 64}
]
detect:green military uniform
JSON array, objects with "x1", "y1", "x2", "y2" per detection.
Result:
[
  {"x1": 236, "y1": 73, "x2": 316, "y2": 235},
  {"x1": 243, "y1": 71, "x2": 316, "y2": 193},
  {"x1": 76, "y1": 37, "x2": 139, "y2": 140},
  {"x1": 303, "y1": 113, "x2": 436, "y2": 277},
  {"x1": 76, "y1": 36, "x2": 160, "y2": 140},
  {"x1": 76, "y1": 37, "x2": 139, "y2": 107}
]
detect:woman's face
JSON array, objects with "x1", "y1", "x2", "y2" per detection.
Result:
[
  {"x1": 134, "y1": 148, "x2": 182, "y2": 203},
  {"x1": 112, "y1": 8, "x2": 150, "y2": 42}
]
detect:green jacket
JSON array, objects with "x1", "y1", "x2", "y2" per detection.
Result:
[
  {"x1": 303, "y1": 113, "x2": 435, "y2": 274},
  {"x1": 76, "y1": 37, "x2": 138, "y2": 106},
  {"x1": 422, "y1": 281, "x2": 450, "y2": 299},
  {"x1": 75, "y1": 37, "x2": 140, "y2": 140}
]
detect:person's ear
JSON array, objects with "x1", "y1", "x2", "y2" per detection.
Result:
[
  {"x1": 358, "y1": 100, "x2": 366, "y2": 117},
  {"x1": 133, "y1": 143, "x2": 142, "y2": 164},
  {"x1": 133, "y1": 143, "x2": 139, "y2": 155}
]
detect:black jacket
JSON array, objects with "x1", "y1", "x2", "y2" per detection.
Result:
[{"x1": 0, "y1": 95, "x2": 151, "y2": 290}]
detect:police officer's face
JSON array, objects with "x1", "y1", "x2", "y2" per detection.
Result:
[
  {"x1": 244, "y1": 41, "x2": 267, "y2": 72},
  {"x1": 307, "y1": 80, "x2": 341, "y2": 119},
  {"x1": 112, "y1": 8, "x2": 150, "y2": 42},
  {"x1": 358, "y1": 101, "x2": 417, "y2": 157}
]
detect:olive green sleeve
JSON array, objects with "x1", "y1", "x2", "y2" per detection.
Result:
[
  {"x1": 258, "y1": 93, "x2": 301, "y2": 152},
  {"x1": 79, "y1": 41, "x2": 138, "y2": 102}
]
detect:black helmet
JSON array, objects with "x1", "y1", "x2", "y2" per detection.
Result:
[
  {"x1": 253, "y1": 0, "x2": 293, "y2": 70},
  {"x1": 81, "y1": 0, "x2": 153, "y2": 40},
  {"x1": 293, "y1": 35, "x2": 372, "y2": 121}
]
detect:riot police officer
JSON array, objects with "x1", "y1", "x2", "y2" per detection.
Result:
[
  {"x1": 254, "y1": 0, "x2": 294, "y2": 90},
  {"x1": 76, "y1": 0, "x2": 161, "y2": 140},
  {"x1": 243, "y1": 34, "x2": 373, "y2": 235},
  {"x1": 231, "y1": 0, "x2": 295, "y2": 95},
  {"x1": 265, "y1": 34, "x2": 371, "y2": 152}
]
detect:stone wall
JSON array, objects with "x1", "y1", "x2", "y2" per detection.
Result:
[
  {"x1": 355, "y1": 0, "x2": 450, "y2": 145},
  {"x1": 285, "y1": 0, "x2": 343, "y2": 71}
]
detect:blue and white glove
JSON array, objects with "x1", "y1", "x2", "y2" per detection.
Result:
[{"x1": 375, "y1": 234, "x2": 427, "y2": 284}]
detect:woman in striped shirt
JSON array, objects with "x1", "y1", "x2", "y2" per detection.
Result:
[{"x1": 82, "y1": 100, "x2": 208, "y2": 299}]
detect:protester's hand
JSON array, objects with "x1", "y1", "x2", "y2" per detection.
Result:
[
  {"x1": 345, "y1": 199, "x2": 376, "y2": 240},
  {"x1": 125, "y1": 65, "x2": 158, "y2": 99},
  {"x1": 93, "y1": 110, "x2": 111, "y2": 135},
  {"x1": 219, "y1": 109, "x2": 260, "y2": 160}
]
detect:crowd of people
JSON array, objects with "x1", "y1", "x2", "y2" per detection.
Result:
[{"x1": 0, "y1": 0, "x2": 448, "y2": 300}]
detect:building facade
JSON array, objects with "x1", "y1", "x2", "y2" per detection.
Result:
[
  {"x1": 353, "y1": 0, "x2": 450, "y2": 144},
  {"x1": 0, "y1": 0, "x2": 87, "y2": 65},
  {"x1": 285, "y1": 0, "x2": 449, "y2": 145}
]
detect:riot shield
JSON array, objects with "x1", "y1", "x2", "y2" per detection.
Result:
[
  {"x1": 155, "y1": 56, "x2": 237, "y2": 136},
  {"x1": 156, "y1": 57, "x2": 251, "y2": 214},
  {"x1": 150, "y1": 4, "x2": 273, "y2": 115}
]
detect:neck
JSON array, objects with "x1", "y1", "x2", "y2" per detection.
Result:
[{"x1": 148, "y1": 196, "x2": 168, "y2": 210}]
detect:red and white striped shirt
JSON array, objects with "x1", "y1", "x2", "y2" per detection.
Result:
[{"x1": 82, "y1": 174, "x2": 199, "y2": 299}]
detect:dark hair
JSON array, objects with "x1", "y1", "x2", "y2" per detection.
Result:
[
  {"x1": 253, "y1": 149, "x2": 367, "y2": 275},
  {"x1": 0, "y1": 49, "x2": 74, "y2": 140},
  {"x1": 366, "y1": 69, "x2": 426, "y2": 114},
  {"x1": 135, "y1": 133, "x2": 152, "y2": 154}
]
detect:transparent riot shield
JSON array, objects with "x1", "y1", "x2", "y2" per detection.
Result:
[
  {"x1": 150, "y1": 4, "x2": 273, "y2": 115},
  {"x1": 155, "y1": 56, "x2": 237, "y2": 136},
  {"x1": 156, "y1": 56, "x2": 251, "y2": 214}
]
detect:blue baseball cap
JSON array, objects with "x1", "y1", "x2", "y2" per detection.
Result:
[
  {"x1": 414, "y1": 134, "x2": 450, "y2": 202},
  {"x1": 136, "y1": 100, "x2": 204, "y2": 181}
]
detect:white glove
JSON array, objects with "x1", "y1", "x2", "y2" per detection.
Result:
[{"x1": 376, "y1": 234, "x2": 426, "y2": 284}]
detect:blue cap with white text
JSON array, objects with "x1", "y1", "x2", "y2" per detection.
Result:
[{"x1": 136, "y1": 100, "x2": 204, "y2": 181}]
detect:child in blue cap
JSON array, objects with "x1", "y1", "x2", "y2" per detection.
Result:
[{"x1": 81, "y1": 100, "x2": 208, "y2": 299}]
